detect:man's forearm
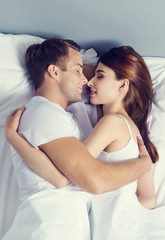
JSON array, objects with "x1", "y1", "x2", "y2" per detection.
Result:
[
  {"x1": 94, "y1": 156, "x2": 151, "y2": 193},
  {"x1": 40, "y1": 137, "x2": 152, "y2": 194}
]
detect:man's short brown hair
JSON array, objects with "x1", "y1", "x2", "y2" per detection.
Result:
[{"x1": 25, "y1": 38, "x2": 80, "y2": 89}]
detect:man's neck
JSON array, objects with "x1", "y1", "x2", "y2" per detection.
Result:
[{"x1": 36, "y1": 90, "x2": 68, "y2": 110}]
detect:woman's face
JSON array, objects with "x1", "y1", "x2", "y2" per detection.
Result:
[{"x1": 88, "y1": 62, "x2": 123, "y2": 105}]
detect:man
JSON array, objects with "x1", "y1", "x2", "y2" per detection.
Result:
[{"x1": 5, "y1": 38, "x2": 152, "y2": 240}]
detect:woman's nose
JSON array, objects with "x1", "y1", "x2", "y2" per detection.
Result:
[{"x1": 87, "y1": 77, "x2": 94, "y2": 87}]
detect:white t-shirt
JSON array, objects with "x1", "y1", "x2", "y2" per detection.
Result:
[{"x1": 11, "y1": 96, "x2": 97, "y2": 201}]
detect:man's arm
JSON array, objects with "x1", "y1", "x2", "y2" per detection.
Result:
[
  {"x1": 5, "y1": 107, "x2": 70, "y2": 188},
  {"x1": 40, "y1": 136, "x2": 152, "y2": 194},
  {"x1": 5, "y1": 106, "x2": 152, "y2": 194}
]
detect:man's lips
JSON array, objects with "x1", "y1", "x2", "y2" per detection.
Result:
[{"x1": 78, "y1": 86, "x2": 83, "y2": 92}]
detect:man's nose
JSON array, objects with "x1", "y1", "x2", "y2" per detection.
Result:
[{"x1": 82, "y1": 73, "x2": 88, "y2": 85}]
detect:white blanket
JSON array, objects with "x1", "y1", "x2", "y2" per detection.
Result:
[
  {"x1": 0, "y1": 33, "x2": 165, "y2": 239},
  {"x1": 1, "y1": 189, "x2": 91, "y2": 240}
]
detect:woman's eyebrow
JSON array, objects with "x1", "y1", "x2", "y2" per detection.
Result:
[{"x1": 96, "y1": 69, "x2": 105, "y2": 73}]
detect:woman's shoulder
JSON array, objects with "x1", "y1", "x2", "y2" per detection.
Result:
[
  {"x1": 99, "y1": 113, "x2": 127, "y2": 126},
  {"x1": 95, "y1": 113, "x2": 128, "y2": 139},
  {"x1": 100, "y1": 113, "x2": 140, "y2": 137}
]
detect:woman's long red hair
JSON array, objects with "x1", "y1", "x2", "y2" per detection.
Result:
[{"x1": 99, "y1": 46, "x2": 158, "y2": 163}]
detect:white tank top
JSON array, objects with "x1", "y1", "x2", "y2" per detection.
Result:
[
  {"x1": 98, "y1": 114, "x2": 139, "y2": 193},
  {"x1": 98, "y1": 114, "x2": 139, "y2": 163}
]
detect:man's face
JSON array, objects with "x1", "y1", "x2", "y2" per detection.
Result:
[{"x1": 59, "y1": 48, "x2": 87, "y2": 103}]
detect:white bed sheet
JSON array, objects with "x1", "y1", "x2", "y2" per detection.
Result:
[{"x1": 0, "y1": 33, "x2": 165, "y2": 239}]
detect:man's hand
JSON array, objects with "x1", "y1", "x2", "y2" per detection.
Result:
[
  {"x1": 5, "y1": 106, "x2": 25, "y2": 142},
  {"x1": 137, "y1": 136, "x2": 152, "y2": 172}
]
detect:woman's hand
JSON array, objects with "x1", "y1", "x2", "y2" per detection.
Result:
[{"x1": 5, "y1": 106, "x2": 25, "y2": 142}]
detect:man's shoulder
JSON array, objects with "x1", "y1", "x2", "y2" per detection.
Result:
[
  {"x1": 19, "y1": 97, "x2": 76, "y2": 147},
  {"x1": 21, "y1": 96, "x2": 70, "y2": 130},
  {"x1": 24, "y1": 96, "x2": 70, "y2": 122},
  {"x1": 26, "y1": 96, "x2": 65, "y2": 113}
]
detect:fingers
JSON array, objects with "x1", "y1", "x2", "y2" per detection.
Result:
[
  {"x1": 9, "y1": 105, "x2": 25, "y2": 118},
  {"x1": 137, "y1": 136, "x2": 151, "y2": 159},
  {"x1": 137, "y1": 137, "x2": 152, "y2": 171},
  {"x1": 14, "y1": 105, "x2": 26, "y2": 117},
  {"x1": 5, "y1": 105, "x2": 26, "y2": 131},
  {"x1": 137, "y1": 136, "x2": 144, "y2": 148},
  {"x1": 8, "y1": 108, "x2": 19, "y2": 118},
  {"x1": 136, "y1": 136, "x2": 147, "y2": 157}
]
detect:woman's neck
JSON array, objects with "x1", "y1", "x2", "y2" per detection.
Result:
[{"x1": 102, "y1": 102, "x2": 127, "y2": 117}]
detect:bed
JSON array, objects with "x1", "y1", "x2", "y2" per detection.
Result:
[{"x1": 0, "y1": 33, "x2": 165, "y2": 239}]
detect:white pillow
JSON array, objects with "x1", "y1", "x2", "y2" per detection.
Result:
[
  {"x1": 143, "y1": 57, "x2": 165, "y2": 112},
  {"x1": 143, "y1": 57, "x2": 165, "y2": 148},
  {"x1": 0, "y1": 33, "x2": 44, "y2": 126}
]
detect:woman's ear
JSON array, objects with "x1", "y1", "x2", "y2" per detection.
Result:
[
  {"x1": 119, "y1": 79, "x2": 129, "y2": 91},
  {"x1": 47, "y1": 64, "x2": 61, "y2": 80}
]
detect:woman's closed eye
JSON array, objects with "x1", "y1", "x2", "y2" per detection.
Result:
[{"x1": 96, "y1": 75, "x2": 103, "y2": 79}]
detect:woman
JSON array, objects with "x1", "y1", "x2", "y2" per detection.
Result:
[{"x1": 84, "y1": 46, "x2": 158, "y2": 210}]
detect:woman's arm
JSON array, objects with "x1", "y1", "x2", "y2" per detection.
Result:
[
  {"x1": 5, "y1": 107, "x2": 71, "y2": 188},
  {"x1": 136, "y1": 168, "x2": 156, "y2": 209},
  {"x1": 84, "y1": 114, "x2": 125, "y2": 157}
]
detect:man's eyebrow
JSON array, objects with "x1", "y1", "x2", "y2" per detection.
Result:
[{"x1": 76, "y1": 63, "x2": 83, "y2": 69}]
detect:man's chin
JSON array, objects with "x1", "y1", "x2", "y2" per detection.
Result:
[{"x1": 68, "y1": 96, "x2": 82, "y2": 105}]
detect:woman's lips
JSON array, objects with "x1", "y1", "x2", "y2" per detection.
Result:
[{"x1": 90, "y1": 90, "x2": 97, "y2": 96}]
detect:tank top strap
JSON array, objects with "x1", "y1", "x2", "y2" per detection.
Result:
[{"x1": 117, "y1": 114, "x2": 133, "y2": 139}]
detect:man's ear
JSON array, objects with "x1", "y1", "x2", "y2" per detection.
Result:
[{"x1": 47, "y1": 64, "x2": 61, "y2": 80}]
